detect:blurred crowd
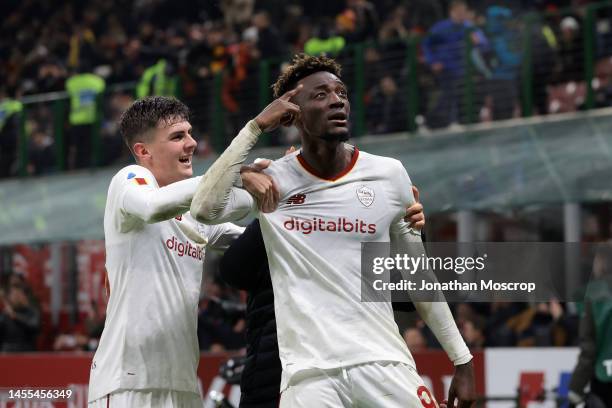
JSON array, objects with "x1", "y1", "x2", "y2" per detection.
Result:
[
  {"x1": 0, "y1": 269, "x2": 584, "y2": 353},
  {"x1": 403, "y1": 301, "x2": 579, "y2": 356},
  {"x1": 2, "y1": 0, "x2": 612, "y2": 178}
]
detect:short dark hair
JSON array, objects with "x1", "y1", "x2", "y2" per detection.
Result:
[
  {"x1": 119, "y1": 96, "x2": 190, "y2": 154},
  {"x1": 450, "y1": 0, "x2": 467, "y2": 9},
  {"x1": 272, "y1": 54, "x2": 342, "y2": 98}
]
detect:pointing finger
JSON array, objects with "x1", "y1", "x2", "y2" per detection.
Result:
[{"x1": 280, "y1": 84, "x2": 303, "y2": 101}]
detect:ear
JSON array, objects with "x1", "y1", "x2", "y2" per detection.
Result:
[
  {"x1": 133, "y1": 142, "x2": 150, "y2": 161},
  {"x1": 293, "y1": 109, "x2": 304, "y2": 131}
]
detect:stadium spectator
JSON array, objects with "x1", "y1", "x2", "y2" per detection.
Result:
[
  {"x1": 555, "y1": 16, "x2": 584, "y2": 85},
  {"x1": 220, "y1": 0, "x2": 255, "y2": 29},
  {"x1": 27, "y1": 128, "x2": 55, "y2": 176},
  {"x1": 0, "y1": 275, "x2": 41, "y2": 352},
  {"x1": 422, "y1": 0, "x2": 489, "y2": 128},
  {"x1": 185, "y1": 24, "x2": 229, "y2": 82},
  {"x1": 197, "y1": 279, "x2": 246, "y2": 352},
  {"x1": 376, "y1": 6, "x2": 413, "y2": 81},
  {"x1": 304, "y1": 18, "x2": 346, "y2": 56},
  {"x1": 530, "y1": 19, "x2": 559, "y2": 115},
  {"x1": 0, "y1": 88, "x2": 23, "y2": 178},
  {"x1": 484, "y1": 6, "x2": 522, "y2": 120},
  {"x1": 341, "y1": 0, "x2": 380, "y2": 43},
  {"x1": 136, "y1": 59, "x2": 179, "y2": 99},
  {"x1": 404, "y1": 0, "x2": 445, "y2": 34},
  {"x1": 68, "y1": 24, "x2": 97, "y2": 71},
  {"x1": 100, "y1": 93, "x2": 133, "y2": 166},
  {"x1": 595, "y1": 11, "x2": 612, "y2": 59},
  {"x1": 110, "y1": 38, "x2": 146, "y2": 83},
  {"x1": 378, "y1": 5, "x2": 411, "y2": 42},
  {"x1": 460, "y1": 316, "x2": 486, "y2": 350},
  {"x1": 36, "y1": 58, "x2": 67, "y2": 94},
  {"x1": 280, "y1": 5, "x2": 310, "y2": 53},
  {"x1": 249, "y1": 11, "x2": 285, "y2": 61},
  {"x1": 403, "y1": 327, "x2": 428, "y2": 354},
  {"x1": 361, "y1": 46, "x2": 384, "y2": 91},
  {"x1": 53, "y1": 300, "x2": 104, "y2": 352},
  {"x1": 65, "y1": 67, "x2": 106, "y2": 169},
  {"x1": 594, "y1": 56, "x2": 612, "y2": 108},
  {"x1": 366, "y1": 75, "x2": 408, "y2": 134},
  {"x1": 485, "y1": 302, "x2": 525, "y2": 346},
  {"x1": 506, "y1": 300, "x2": 571, "y2": 347}
]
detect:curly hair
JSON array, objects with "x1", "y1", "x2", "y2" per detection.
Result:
[
  {"x1": 120, "y1": 96, "x2": 190, "y2": 154},
  {"x1": 272, "y1": 54, "x2": 342, "y2": 98}
]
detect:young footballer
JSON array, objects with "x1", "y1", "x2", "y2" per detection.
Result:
[{"x1": 88, "y1": 96, "x2": 281, "y2": 408}]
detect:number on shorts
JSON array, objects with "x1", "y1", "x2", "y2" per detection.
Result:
[{"x1": 416, "y1": 385, "x2": 436, "y2": 408}]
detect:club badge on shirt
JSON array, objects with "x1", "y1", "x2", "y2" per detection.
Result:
[
  {"x1": 127, "y1": 172, "x2": 148, "y2": 186},
  {"x1": 356, "y1": 185, "x2": 375, "y2": 207}
]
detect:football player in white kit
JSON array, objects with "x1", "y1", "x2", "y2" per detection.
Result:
[
  {"x1": 190, "y1": 54, "x2": 477, "y2": 408},
  {"x1": 88, "y1": 96, "x2": 285, "y2": 408}
]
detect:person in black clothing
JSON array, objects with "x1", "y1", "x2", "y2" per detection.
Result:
[
  {"x1": 219, "y1": 189, "x2": 424, "y2": 407},
  {"x1": 0, "y1": 278, "x2": 41, "y2": 352}
]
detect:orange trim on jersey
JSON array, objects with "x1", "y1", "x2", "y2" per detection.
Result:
[{"x1": 296, "y1": 147, "x2": 359, "y2": 182}]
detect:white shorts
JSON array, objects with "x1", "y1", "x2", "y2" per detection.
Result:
[
  {"x1": 88, "y1": 390, "x2": 202, "y2": 408},
  {"x1": 279, "y1": 361, "x2": 439, "y2": 408}
]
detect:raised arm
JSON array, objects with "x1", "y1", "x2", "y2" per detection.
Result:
[
  {"x1": 189, "y1": 119, "x2": 261, "y2": 224},
  {"x1": 190, "y1": 85, "x2": 303, "y2": 224},
  {"x1": 121, "y1": 174, "x2": 201, "y2": 223}
]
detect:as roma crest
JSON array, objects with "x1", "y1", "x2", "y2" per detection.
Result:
[{"x1": 356, "y1": 185, "x2": 375, "y2": 207}]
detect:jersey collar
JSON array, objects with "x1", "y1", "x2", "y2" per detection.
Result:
[{"x1": 296, "y1": 146, "x2": 359, "y2": 182}]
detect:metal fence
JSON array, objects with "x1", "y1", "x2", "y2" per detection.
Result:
[{"x1": 5, "y1": 2, "x2": 612, "y2": 177}]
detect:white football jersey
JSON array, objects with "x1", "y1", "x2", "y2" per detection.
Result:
[
  {"x1": 259, "y1": 148, "x2": 420, "y2": 391},
  {"x1": 88, "y1": 165, "x2": 244, "y2": 402}
]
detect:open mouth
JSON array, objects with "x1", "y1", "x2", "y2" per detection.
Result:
[
  {"x1": 328, "y1": 112, "x2": 347, "y2": 121},
  {"x1": 179, "y1": 155, "x2": 192, "y2": 165},
  {"x1": 328, "y1": 112, "x2": 348, "y2": 126}
]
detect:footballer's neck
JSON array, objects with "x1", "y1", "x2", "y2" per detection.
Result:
[
  {"x1": 138, "y1": 160, "x2": 171, "y2": 187},
  {"x1": 300, "y1": 137, "x2": 353, "y2": 180}
]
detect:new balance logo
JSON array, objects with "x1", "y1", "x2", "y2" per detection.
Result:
[{"x1": 286, "y1": 194, "x2": 306, "y2": 205}]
